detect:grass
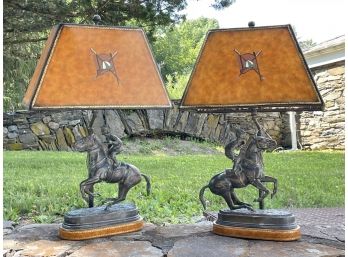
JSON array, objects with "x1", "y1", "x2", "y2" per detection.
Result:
[{"x1": 3, "y1": 150, "x2": 344, "y2": 224}]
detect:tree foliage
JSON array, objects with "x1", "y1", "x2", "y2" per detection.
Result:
[
  {"x1": 165, "y1": 73, "x2": 191, "y2": 99},
  {"x1": 153, "y1": 17, "x2": 219, "y2": 78},
  {"x1": 153, "y1": 17, "x2": 219, "y2": 99},
  {"x1": 211, "y1": 0, "x2": 236, "y2": 10},
  {"x1": 299, "y1": 39, "x2": 316, "y2": 52},
  {"x1": 291, "y1": 25, "x2": 316, "y2": 51},
  {"x1": 4, "y1": 0, "x2": 187, "y2": 44}
]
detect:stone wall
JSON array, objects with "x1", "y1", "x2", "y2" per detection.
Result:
[
  {"x1": 297, "y1": 61, "x2": 345, "y2": 150},
  {"x1": 3, "y1": 105, "x2": 283, "y2": 151},
  {"x1": 3, "y1": 110, "x2": 88, "y2": 151}
]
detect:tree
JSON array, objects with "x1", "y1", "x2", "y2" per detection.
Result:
[
  {"x1": 211, "y1": 0, "x2": 236, "y2": 10},
  {"x1": 4, "y1": 0, "x2": 187, "y2": 45},
  {"x1": 153, "y1": 17, "x2": 219, "y2": 79},
  {"x1": 291, "y1": 25, "x2": 316, "y2": 51},
  {"x1": 299, "y1": 39, "x2": 316, "y2": 52},
  {"x1": 152, "y1": 18, "x2": 219, "y2": 99}
]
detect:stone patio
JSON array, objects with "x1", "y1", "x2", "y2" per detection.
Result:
[{"x1": 3, "y1": 208, "x2": 344, "y2": 257}]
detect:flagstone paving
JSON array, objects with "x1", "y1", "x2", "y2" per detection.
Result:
[{"x1": 3, "y1": 208, "x2": 344, "y2": 257}]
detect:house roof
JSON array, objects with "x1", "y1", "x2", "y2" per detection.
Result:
[{"x1": 304, "y1": 35, "x2": 345, "y2": 68}]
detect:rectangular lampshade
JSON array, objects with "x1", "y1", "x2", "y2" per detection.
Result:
[
  {"x1": 180, "y1": 25, "x2": 324, "y2": 112},
  {"x1": 23, "y1": 24, "x2": 172, "y2": 110}
]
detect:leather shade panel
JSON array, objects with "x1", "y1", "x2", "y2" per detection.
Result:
[
  {"x1": 180, "y1": 25, "x2": 323, "y2": 112},
  {"x1": 23, "y1": 24, "x2": 171, "y2": 109}
]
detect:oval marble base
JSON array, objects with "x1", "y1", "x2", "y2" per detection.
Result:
[{"x1": 213, "y1": 209, "x2": 301, "y2": 241}]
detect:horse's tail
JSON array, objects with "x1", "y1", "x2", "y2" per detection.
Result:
[
  {"x1": 199, "y1": 185, "x2": 209, "y2": 210},
  {"x1": 141, "y1": 173, "x2": 151, "y2": 196}
]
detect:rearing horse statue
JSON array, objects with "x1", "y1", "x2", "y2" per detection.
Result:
[
  {"x1": 199, "y1": 115, "x2": 277, "y2": 211},
  {"x1": 73, "y1": 133, "x2": 151, "y2": 208}
]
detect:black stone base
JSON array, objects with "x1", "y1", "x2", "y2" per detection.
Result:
[
  {"x1": 59, "y1": 203, "x2": 144, "y2": 240},
  {"x1": 62, "y1": 202, "x2": 141, "y2": 230},
  {"x1": 216, "y1": 208, "x2": 298, "y2": 230},
  {"x1": 213, "y1": 209, "x2": 301, "y2": 241}
]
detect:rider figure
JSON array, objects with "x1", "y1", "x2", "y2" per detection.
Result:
[
  {"x1": 101, "y1": 126, "x2": 123, "y2": 167},
  {"x1": 225, "y1": 128, "x2": 247, "y2": 176},
  {"x1": 226, "y1": 114, "x2": 272, "y2": 184},
  {"x1": 107, "y1": 134, "x2": 123, "y2": 165},
  {"x1": 225, "y1": 127, "x2": 261, "y2": 184}
]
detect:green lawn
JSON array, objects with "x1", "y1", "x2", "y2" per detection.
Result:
[{"x1": 3, "y1": 151, "x2": 344, "y2": 224}]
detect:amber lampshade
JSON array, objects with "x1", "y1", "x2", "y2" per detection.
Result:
[
  {"x1": 23, "y1": 24, "x2": 171, "y2": 110},
  {"x1": 180, "y1": 25, "x2": 323, "y2": 112}
]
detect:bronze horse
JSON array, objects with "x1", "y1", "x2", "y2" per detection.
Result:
[
  {"x1": 73, "y1": 133, "x2": 151, "y2": 207},
  {"x1": 199, "y1": 117, "x2": 277, "y2": 211}
]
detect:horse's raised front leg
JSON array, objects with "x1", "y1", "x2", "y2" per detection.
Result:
[
  {"x1": 251, "y1": 179, "x2": 270, "y2": 203},
  {"x1": 261, "y1": 176, "x2": 278, "y2": 198}
]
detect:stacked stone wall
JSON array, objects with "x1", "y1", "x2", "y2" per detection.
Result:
[
  {"x1": 3, "y1": 105, "x2": 283, "y2": 151},
  {"x1": 3, "y1": 110, "x2": 87, "y2": 151},
  {"x1": 298, "y1": 61, "x2": 345, "y2": 150}
]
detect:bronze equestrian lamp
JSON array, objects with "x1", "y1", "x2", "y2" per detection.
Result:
[
  {"x1": 22, "y1": 18, "x2": 171, "y2": 240},
  {"x1": 180, "y1": 22, "x2": 324, "y2": 241}
]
